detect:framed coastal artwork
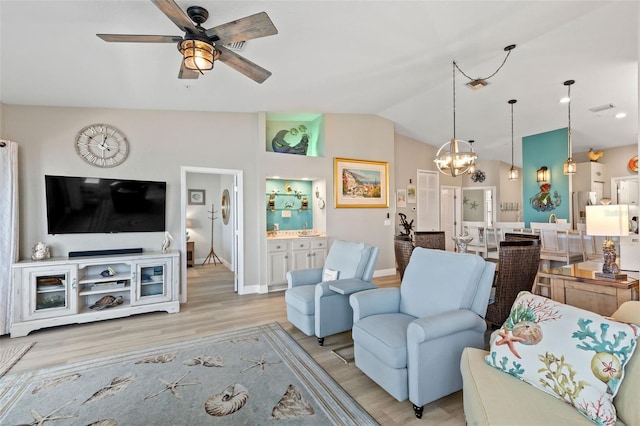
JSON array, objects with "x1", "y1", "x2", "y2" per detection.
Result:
[
  {"x1": 188, "y1": 189, "x2": 205, "y2": 205},
  {"x1": 334, "y1": 157, "x2": 389, "y2": 208}
]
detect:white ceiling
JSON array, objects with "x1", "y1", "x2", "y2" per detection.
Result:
[{"x1": 1, "y1": 1, "x2": 637, "y2": 167}]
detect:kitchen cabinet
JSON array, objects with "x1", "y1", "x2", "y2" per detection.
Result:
[{"x1": 267, "y1": 237, "x2": 327, "y2": 290}]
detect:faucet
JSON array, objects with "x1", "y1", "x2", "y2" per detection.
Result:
[{"x1": 548, "y1": 213, "x2": 557, "y2": 223}]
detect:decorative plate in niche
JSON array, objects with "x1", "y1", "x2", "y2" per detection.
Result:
[{"x1": 221, "y1": 189, "x2": 230, "y2": 225}]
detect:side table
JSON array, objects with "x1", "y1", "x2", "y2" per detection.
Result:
[
  {"x1": 537, "y1": 262, "x2": 639, "y2": 316},
  {"x1": 186, "y1": 241, "x2": 195, "y2": 267}
]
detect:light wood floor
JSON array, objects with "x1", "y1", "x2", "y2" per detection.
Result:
[{"x1": 4, "y1": 264, "x2": 466, "y2": 425}]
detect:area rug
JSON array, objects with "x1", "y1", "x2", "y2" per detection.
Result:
[
  {"x1": 0, "y1": 323, "x2": 377, "y2": 425},
  {"x1": 0, "y1": 341, "x2": 34, "y2": 378}
]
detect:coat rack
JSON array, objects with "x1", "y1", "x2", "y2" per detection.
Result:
[{"x1": 203, "y1": 203, "x2": 222, "y2": 266}]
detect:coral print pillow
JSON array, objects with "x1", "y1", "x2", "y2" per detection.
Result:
[{"x1": 485, "y1": 291, "x2": 639, "y2": 426}]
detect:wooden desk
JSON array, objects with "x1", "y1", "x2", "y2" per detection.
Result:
[
  {"x1": 186, "y1": 241, "x2": 194, "y2": 267},
  {"x1": 537, "y1": 262, "x2": 639, "y2": 316}
]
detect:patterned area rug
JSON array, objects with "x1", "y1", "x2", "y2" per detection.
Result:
[
  {"x1": 0, "y1": 342, "x2": 34, "y2": 378},
  {"x1": 0, "y1": 323, "x2": 376, "y2": 425}
]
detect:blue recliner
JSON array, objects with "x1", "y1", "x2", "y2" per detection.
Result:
[
  {"x1": 349, "y1": 247, "x2": 495, "y2": 418},
  {"x1": 285, "y1": 240, "x2": 379, "y2": 346}
]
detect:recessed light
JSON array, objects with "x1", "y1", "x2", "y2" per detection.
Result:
[
  {"x1": 615, "y1": 112, "x2": 627, "y2": 119},
  {"x1": 559, "y1": 97, "x2": 570, "y2": 103}
]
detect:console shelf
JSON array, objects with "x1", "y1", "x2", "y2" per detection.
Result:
[{"x1": 11, "y1": 251, "x2": 179, "y2": 337}]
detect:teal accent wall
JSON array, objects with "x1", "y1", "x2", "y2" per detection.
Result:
[
  {"x1": 522, "y1": 128, "x2": 570, "y2": 226},
  {"x1": 266, "y1": 179, "x2": 313, "y2": 231}
]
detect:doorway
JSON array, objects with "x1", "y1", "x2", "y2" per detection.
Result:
[
  {"x1": 440, "y1": 186, "x2": 461, "y2": 251},
  {"x1": 180, "y1": 166, "x2": 244, "y2": 302}
]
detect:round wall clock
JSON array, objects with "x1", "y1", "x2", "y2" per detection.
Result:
[{"x1": 75, "y1": 123, "x2": 129, "y2": 167}]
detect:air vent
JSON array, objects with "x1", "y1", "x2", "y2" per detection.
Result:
[
  {"x1": 588, "y1": 103, "x2": 615, "y2": 113},
  {"x1": 224, "y1": 41, "x2": 246, "y2": 52}
]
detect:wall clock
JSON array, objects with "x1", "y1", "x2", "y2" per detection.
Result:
[{"x1": 75, "y1": 123, "x2": 129, "y2": 167}]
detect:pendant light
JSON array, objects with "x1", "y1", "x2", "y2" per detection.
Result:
[
  {"x1": 563, "y1": 80, "x2": 577, "y2": 175},
  {"x1": 433, "y1": 61, "x2": 477, "y2": 177},
  {"x1": 507, "y1": 99, "x2": 519, "y2": 180}
]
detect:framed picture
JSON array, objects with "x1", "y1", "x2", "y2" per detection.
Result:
[
  {"x1": 334, "y1": 157, "x2": 389, "y2": 208},
  {"x1": 396, "y1": 189, "x2": 407, "y2": 208},
  {"x1": 188, "y1": 189, "x2": 205, "y2": 205},
  {"x1": 407, "y1": 184, "x2": 416, "y2": 204}
]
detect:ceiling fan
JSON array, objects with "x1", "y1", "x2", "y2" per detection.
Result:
[{"x1": 97, "y1": 0, "x2": 278, "y2": 83}]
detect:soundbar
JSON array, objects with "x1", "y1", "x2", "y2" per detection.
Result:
[{"x1": 69, "y1": 248, "x2": 143, "y2": 258}]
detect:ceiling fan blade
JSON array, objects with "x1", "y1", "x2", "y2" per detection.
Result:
[
  {"x1": 97, "y1": 34, "x2": 183, "y2": 43},
  {"x1": 178, "y1": 62, "x2": 200, "y2": 80},
  {"x1": 205, "y1": 12, "x2": 278, "y2": 44},
  {"x1": 151, "y1": 0, "x2": 199, "y2": 34},
  {"x1": 217, "y1": 45, "x2": 272, "y2": 83}
]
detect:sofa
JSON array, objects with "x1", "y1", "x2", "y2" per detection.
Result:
[{"x1": 461, "y1": 300, "x2": 640, "y2": 426}]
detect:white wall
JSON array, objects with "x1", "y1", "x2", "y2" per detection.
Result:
[{"x1": 2, "y1": 105, "x2": 396, "y2": 293}]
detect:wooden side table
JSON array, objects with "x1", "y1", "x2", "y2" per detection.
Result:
[
  {"x1": 537, "y1": 262, "x2": 639, "y2": 316},
  {"x1": 186, "y1": 241, "x2": 194, "y2": 267}
]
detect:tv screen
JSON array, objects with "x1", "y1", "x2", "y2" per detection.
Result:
[{"x1": 45, "y1": 175, "x2": 166, "y2": 234}]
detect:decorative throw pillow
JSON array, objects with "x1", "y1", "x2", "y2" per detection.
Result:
[
  {"x1": 322, "y1": 268, "x2": 339, "y2": 282},
  {"x1": 485, "y1": 291, "x2": 639, "y2": 426}
]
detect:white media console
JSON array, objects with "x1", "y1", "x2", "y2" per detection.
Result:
[{"x1": 10, "y1": 250, "x2": 180, "y2": 337}]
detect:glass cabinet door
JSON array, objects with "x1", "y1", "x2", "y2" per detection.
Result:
[
  {"x1": 132, "y1": 259, "x2": 172, "y2": 305},
  {"x1": 24, "y1": 265, "x2": 77, "y2": 320}
]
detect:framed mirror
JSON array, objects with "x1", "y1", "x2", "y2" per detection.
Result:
[{"x1": 221, "y1": 189, "x2": 230, "y2": 225}]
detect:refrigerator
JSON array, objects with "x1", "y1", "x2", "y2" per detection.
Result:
[{"x1": 572, "y1": 191, "x2": 597, "y2": 230}]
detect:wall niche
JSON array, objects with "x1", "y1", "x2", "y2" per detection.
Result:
[{"x1": 265, "y1": 113, "x2": 324, "y2": 157}]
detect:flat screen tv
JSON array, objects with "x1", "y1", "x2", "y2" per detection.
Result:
[{"x1": 45, "y1": 175, "x2": 166, "y2": 234}]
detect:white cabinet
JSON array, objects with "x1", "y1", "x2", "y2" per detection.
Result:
[
  {"x1": 309, "y1": 239, "x2": 328, "y2": 268},
  {"x1": 20, "y1": 264, "x2": 78, "y2": 321},
  {"x1": 267, "y1": 241, "x2": 290, "y2": 287},
  {"x1": 132, "y1": 256, "x2": 176, "y2": 305},
  {"x1": 291, "y1": 238, "x2": 328, "y2": 270},
  {"x1": 11, "y1": 251, "x2": 179, "y2": 337},
  {"x1": 267, "y1": 237, "x2": 327, "y2": 290},
  {"x1": 573, "y1": 161, "x2": 605, "y2": 202}
]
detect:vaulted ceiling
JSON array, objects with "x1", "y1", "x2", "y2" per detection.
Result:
[{"x1": 1, "y1": 1, "x2": 637, "y2": 166}]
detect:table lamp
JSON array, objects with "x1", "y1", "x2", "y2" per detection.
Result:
[{"x1": 585, "y1": 205, "x2": 629, "y2": 280}]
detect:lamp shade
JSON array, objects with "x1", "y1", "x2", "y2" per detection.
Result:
[{"x1": 585, "y1": 205, "x2": 629, "y2": 237}]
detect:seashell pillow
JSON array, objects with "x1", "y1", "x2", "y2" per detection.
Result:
[
  {"x1": 485, "y1": 291, "x2": 639, "y2": 426},
  {"x1": 322, "y1": 268, "x2": 339, "y2": 282}
]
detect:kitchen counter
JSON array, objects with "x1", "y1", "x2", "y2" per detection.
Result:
[{"x1": 266, "y1": 231, "x2": 325, "y2": 240}]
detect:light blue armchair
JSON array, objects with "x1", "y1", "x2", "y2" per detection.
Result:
[
  {"x1": 285, "y1": 240, "x2": 379, "y2": 346},
  {"x1": 349, "y1": 247, "x2": 495, "y2": 418}
]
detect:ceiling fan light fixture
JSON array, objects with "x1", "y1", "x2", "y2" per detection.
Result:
[{"x1": 179, "y1": 38, "x2": 218, "y2": 72}]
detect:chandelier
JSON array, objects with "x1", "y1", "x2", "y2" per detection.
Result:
[{"x1": 434, "y1": 61, "x2": 477, "y2": 177}]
